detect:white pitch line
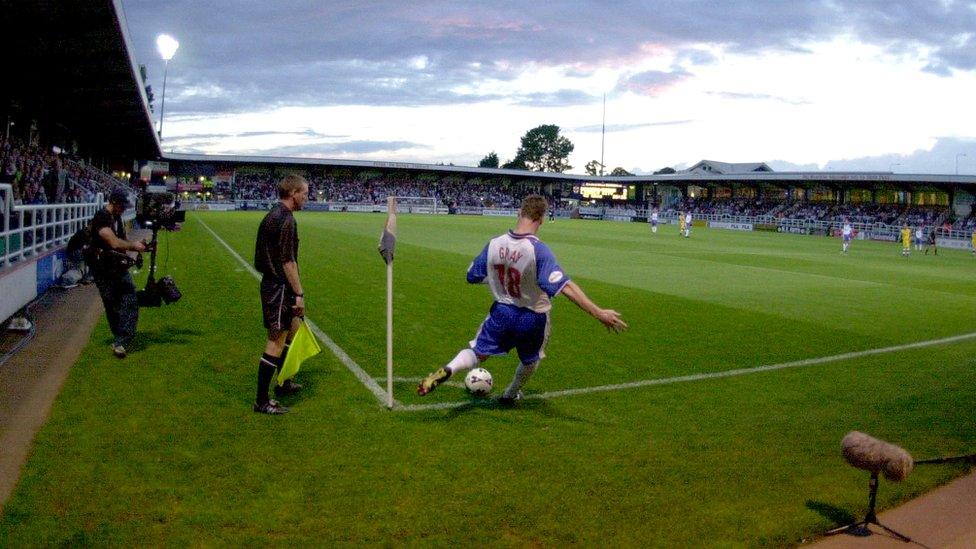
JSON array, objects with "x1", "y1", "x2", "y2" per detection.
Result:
[
  {"x1": 197, "y1": 215, "x2": 392, "y2": 406},
  {"x1": 395, "y1": 330, "x2": 976, "y2": 412},
  {"x1": 376, "y1": 376, "x2": 466, "y2": 388}
]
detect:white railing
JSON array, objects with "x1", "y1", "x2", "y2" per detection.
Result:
[{"x1": 0, "y1": 183, "x2": 103, "y2": 269}]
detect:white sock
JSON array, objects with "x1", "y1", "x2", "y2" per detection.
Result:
[
  {"x1": 444, "y1": 348, "x2": 479, "y2": 375},
  {"x1": 503, "y1": 360, "x2": 539, "y2": 398}
]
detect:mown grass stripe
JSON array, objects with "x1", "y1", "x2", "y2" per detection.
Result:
[
  {"x1": 196, "y1": 214, "x2": 392, "y2": 406},
  {"x1": 395, "y1": 330, "x2": 976, "y2": 412}
]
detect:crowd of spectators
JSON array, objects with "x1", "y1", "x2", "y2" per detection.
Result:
[
  {"x1": 899, "y1": 206, "x2": 949, "y2": 227},
  {"x1": 203, "y1": 173, "x2": 976, "y2": 229},
  {"x1": 222, "y1": 172, "x2": 536, "y2": 209},
  {"x1": 952, "y1": 212, "x2": 976, "y2": 231},
  {"x1": 822, "y1": 203, "x2": 902, "y2": 225},
  {"x1": 0, "y1": 136, "x2": 129, "y2": 205},
  {"x1": 656, "y1": 197, "x2": 957, "y2": 228},
  {"x1": 662, "y1": 197, "x2": 784, "y2": 218}
]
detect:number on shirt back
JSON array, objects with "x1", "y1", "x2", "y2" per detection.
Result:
[{"x1": 493, "y1": 264, "x2": 522, "y2": 298}]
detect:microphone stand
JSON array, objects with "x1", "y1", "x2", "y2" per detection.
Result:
[{"x1": 825, "y1": 472, "x2": 912, "y2": 542}]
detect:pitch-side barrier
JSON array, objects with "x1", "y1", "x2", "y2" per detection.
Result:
[
  {"x1": 0, "y1": 185, "x2": 107, "y2": 323},
  {"x1": 182, "y1": 199, "x2": 974, "y2": 250}
]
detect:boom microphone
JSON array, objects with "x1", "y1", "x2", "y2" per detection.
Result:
[{"x1": 841, "y1": 431, "x2": 914, "y2": 482}]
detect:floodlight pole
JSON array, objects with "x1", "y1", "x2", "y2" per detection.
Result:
[
  {"x1": 600, "y1": 93, "x2": 606, "y2": 176},
  {"x1": 158, "y1": 59, "x2": 169, "y2": 140},
  {"x1": 155, "y1": 34, "x2": 179, "y2": 141}
]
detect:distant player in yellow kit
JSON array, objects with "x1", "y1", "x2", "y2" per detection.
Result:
[
  {"x1": 900, "y1": 224, "x2": 911, "y2": 256},
  {"x1": 971, "y1": 230, "x2": 975, "y2": 256},
  {"x1": 678, "y1": 211, "x2": 686, "y2": 236}
]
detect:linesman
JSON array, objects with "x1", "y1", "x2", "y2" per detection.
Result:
[{"x1": 253, "y1": 174, "x2": 309, "y2": 414}]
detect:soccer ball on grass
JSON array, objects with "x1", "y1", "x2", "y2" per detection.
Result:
[{"x1": 464, "y1": 368, "x2": 493, "y2": 396}]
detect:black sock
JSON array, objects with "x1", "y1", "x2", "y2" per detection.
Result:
[{"x1": 257, "y1": 353, "x2": 278, "y2": 404}]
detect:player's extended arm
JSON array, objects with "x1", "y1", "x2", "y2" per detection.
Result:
[{"x1": 560, "y1": 280, "x2": 628, "y2": 333}]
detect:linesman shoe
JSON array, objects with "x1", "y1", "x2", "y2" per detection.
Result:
[
  {"x1": 417, "y1": 367, "x2": 451, "y2": 396},
  {"x1": 253, "y1": 400, "x2": 289, "y2": 415},
  {"x1": 274, "y1": 379, "x2": 303, "y2": 397}
]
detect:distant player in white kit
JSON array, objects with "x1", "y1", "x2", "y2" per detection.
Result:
[
  {"x1": 649, "y1": 208, "x2": 659, "y2": 233},
  {"x1": 841, "y1": 219, "x2": 853, "y2": 253},
  {"x1": 417, "y1": 195, "x2": 628, "y2": 404},
  {"x1": 914, "y1": 226, "x2": 923, "y2": 251},
  {"x1": 684, "y1": 211, "x2": 693, "y2": 237}
]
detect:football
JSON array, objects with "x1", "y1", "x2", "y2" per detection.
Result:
[{"x1": 464, "y1": 368, "x2": 493, "y2": 396}]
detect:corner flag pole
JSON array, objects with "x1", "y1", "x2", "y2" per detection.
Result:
[{"x1": 381, "y1": 197, "x2": 397, "y2": 408}]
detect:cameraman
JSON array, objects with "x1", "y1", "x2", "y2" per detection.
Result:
[{"x1": 90, "y1": 189, "x2": 147, "y2": 358}]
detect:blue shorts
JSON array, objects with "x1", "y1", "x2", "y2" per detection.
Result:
[
  {"x1": 470, "y1": 302, "x2": 550, "y2": 364},
  {"x1": 843, "y1": 234, "x2": 851, "y2": 242}
]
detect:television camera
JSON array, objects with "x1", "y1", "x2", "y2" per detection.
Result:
[{"x1": 135, "y1": 191, "x2": 186, "y2": 307}]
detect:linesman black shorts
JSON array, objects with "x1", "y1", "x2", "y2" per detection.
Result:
[{"x1": 260, "y1": 276, "x2": 296, "y2": 332}]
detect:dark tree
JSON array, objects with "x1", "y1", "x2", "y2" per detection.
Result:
[
  {"x1": 501, "y1": 154, "x2": 528, "y2": 170},
  {"x1": 516, "y1": 124, "x2": 574, "y2": 172},
  {"x1": 478, "y1": 151, "x2": 500, "y2": 168},
  {"x1": 585, "y1": 160, "x2": 604, "y2": 176},
  {"x1": 610, "y1": 167, "x2": 633, "y2": 176}
]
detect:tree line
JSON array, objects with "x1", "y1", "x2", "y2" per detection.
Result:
[{"x1": 478, "y1": 124, "x2": 632, "y2": 176}]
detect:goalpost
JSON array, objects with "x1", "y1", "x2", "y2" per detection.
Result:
[{"x1": 392, "y1": 196, "x2": 439, "y2": 215}]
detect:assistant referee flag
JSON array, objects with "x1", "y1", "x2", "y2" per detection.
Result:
[{"x1": 277, "y1": 319, "x2": 321, "y2": 386}]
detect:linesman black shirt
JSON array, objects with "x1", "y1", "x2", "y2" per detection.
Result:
[{"x1": 254, "y1": 202, "x2": 299, "y2": 283}]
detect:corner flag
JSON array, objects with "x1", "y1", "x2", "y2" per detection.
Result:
[
  {"x1": 277, "y1": 319, "x2": 321, "y2": 386},
  {"x1": 378, "y1": 197, "x2": 397, "y2": 264},
  {"x1": 379, "y1": 197, "x2": 397, "y2": 408}
]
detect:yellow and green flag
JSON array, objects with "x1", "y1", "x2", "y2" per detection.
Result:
[{"x1": 277, "y1": 319, "x2": 321, "y2": 386}]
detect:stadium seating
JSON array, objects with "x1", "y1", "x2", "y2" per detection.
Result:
[{"x1": 0, "y1": 136, "x2": 131, "y2": 205}]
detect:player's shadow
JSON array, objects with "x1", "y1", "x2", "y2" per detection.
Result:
[{"x1": 411, "y1": 395, "x2": 594, "y2": 425}]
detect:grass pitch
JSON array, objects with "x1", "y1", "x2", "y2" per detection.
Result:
[{"x1": 1, "y1": 212, "x2": 974, "y2": 546}]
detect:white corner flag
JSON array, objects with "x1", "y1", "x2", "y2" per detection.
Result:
[{"x1": 378, "y1": 196, "x2": 397, "y2": 408}]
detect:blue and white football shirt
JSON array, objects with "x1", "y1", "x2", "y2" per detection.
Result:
[{"x1": 467, "y1": 231, "x2": 570, "y2": 313}]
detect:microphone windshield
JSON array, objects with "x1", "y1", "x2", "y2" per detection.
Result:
[{"x1": 841, "y1": 431, "x2": 914, "y2": 482}]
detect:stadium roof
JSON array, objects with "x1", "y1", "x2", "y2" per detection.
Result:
[
  {"x1": 163, "y1": 152, "x2": 976, "y2": 188},
  {"x1": 162, "y1": 152, "x2": 595, "y2": 182},
  {"x1": 683, "y1": 160, "x2": 773, "y2": 174},
  {"x1": 0, "y1": 0, "x2": 160, "y2": 160}
]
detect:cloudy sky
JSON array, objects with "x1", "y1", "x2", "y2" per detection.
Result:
[{"x1": 120, "y1": 0, "x2": 976, "y2": 175}]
